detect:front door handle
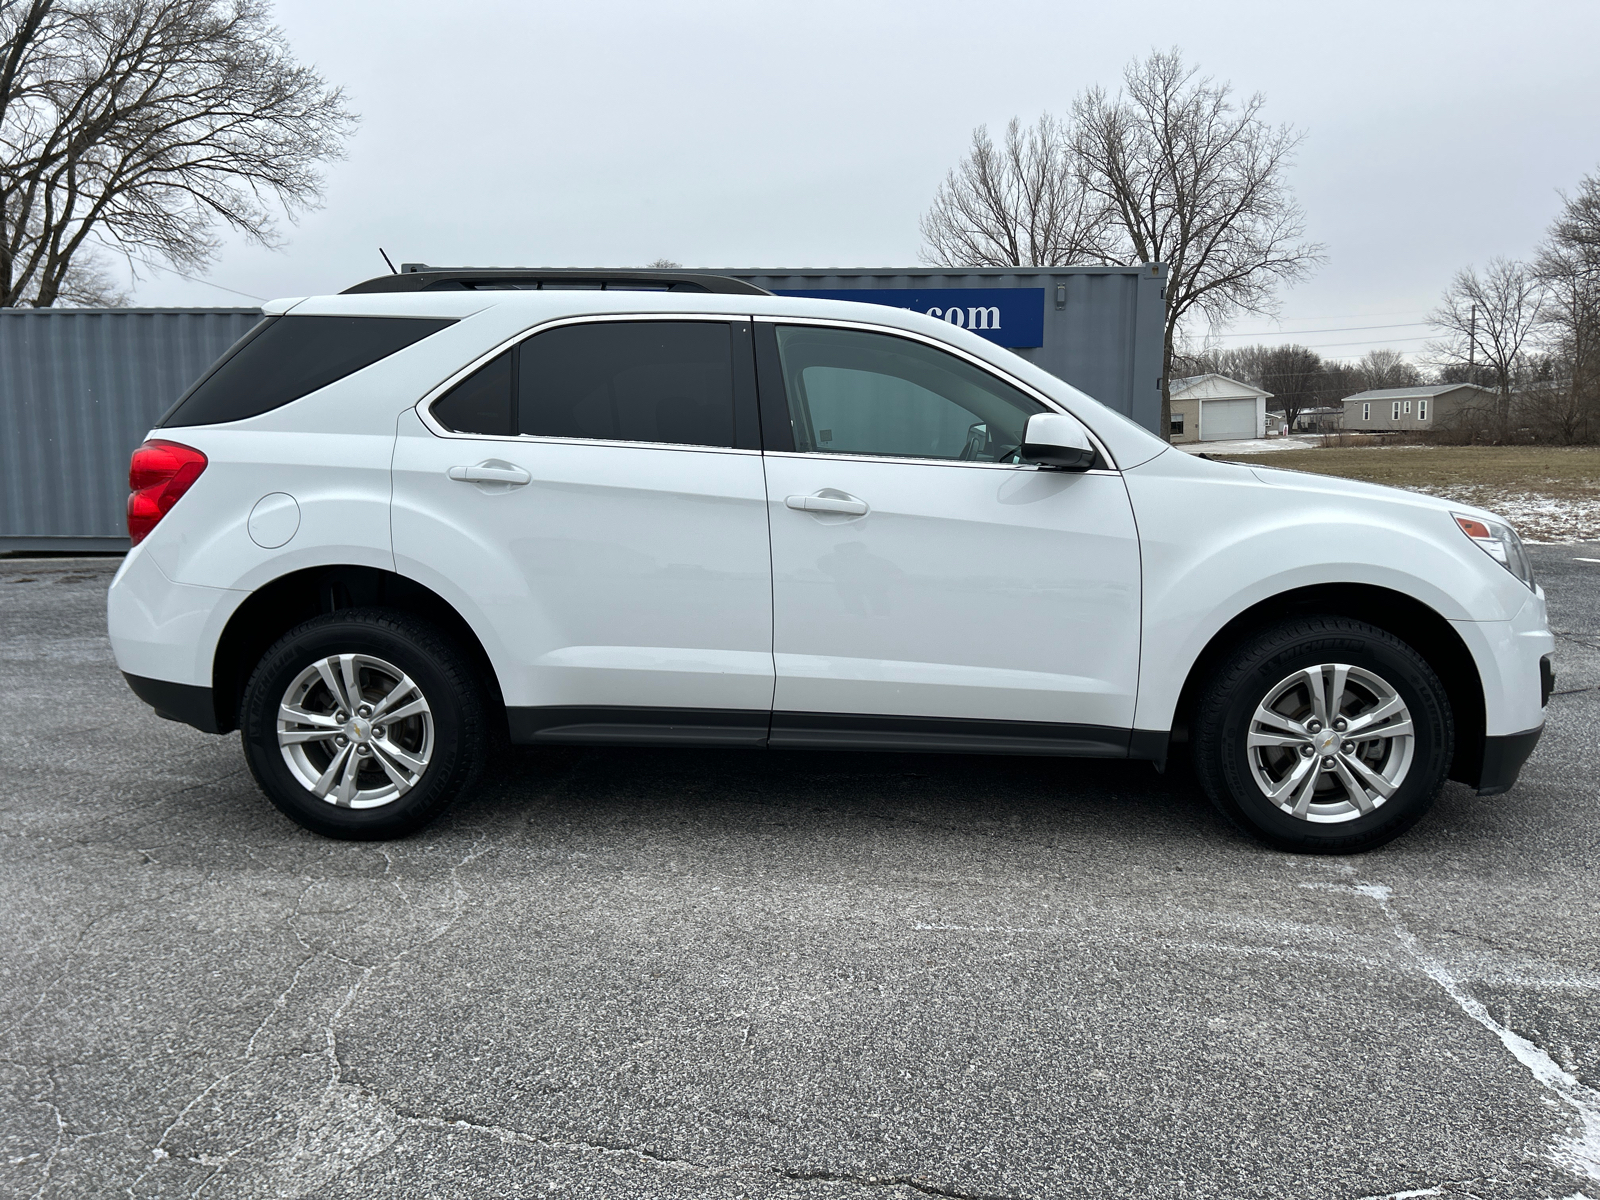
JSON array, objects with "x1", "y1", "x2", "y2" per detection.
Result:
[
  {"x1": 448, "y1": 462, "x2": 530, "y2": 485},
  {"x1": 785, "y1": 492, "x2": 869, "y2": 516}
]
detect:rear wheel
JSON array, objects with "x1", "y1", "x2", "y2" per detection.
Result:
[
  {"x1": 240, "y1": 608, "x2": 486, "y2": 839},
  {"x1": 1193, "y1": 615, "x2": 1453, "y2": 853}
]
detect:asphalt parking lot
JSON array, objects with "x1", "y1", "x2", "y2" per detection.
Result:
[{"x1": 2, "y1": 548, "x2": 1597, "y2": 1200}]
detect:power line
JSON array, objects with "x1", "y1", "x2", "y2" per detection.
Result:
[
  {"x1": 1189, "y1": 332, "x2": 1435, "y2": 357},
  {"x1": 1288, "y1": 333, "x2": 1436, "y2": 351},
  {"x1": 128, "y1": 255, "x2": 266, "y2": 302},
  {"x1": 1208, "y1": 320, "x2": 1432, "y2": 338},
  {"x1": 1264, "y1": 308, "x2": 1426, "y2": 321}
]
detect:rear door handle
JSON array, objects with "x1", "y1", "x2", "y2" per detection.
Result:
[
  {"x1": 785, "y1": 492, "x2": 869, "y2": 516},
  {"x1": 448, "y1": 462, "x2": 530, "y2": 485}
]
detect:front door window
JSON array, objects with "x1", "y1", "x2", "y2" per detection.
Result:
[{"x1": 774, "y1": 325, "x2": 1045, "y2": 463}]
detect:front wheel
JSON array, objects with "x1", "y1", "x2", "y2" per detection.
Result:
[
  {"x1": 240, "y1": 609, "x2": 486, "y2": 839},
  {"x1": 1193, "y1": 615, "x2": 1453, "y2": 853}
]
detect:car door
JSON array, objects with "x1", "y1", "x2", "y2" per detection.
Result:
[
  {"x1": 392, "y1": 315, "x2": 774, "y2": 745},
  {"x1": 757, "y1": 319, "x2": 1142, "y2": 752}
]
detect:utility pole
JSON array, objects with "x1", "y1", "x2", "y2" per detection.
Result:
[{"x1": 1468, "y1": 303, "x2": 1476, "y2": 378}]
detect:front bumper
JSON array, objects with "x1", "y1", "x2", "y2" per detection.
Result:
[
  {"x1": 1474, "y1": 725, "x2": 1544, "y2": 796},
  {"x1": 1447, "y1": 585, "x2": 1553, "y2": 797}
]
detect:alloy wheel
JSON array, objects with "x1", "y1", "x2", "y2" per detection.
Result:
[
  {"x1": 1246, "y1": 663, "x2": 1415, "y2": 824},
  {"x1": 276, "y1": 653, "x2": 435, "y2": 808}
]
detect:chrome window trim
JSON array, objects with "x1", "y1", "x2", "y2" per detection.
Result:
[
  {"x1": 753, "y1": 313, "x2": 1120, "y2": 472},
  {"x1": 760, "y1": 449, "x2": 1120, "y2": 477},
  {"x1": 413, "y1": 312, "x2": 756, "y2": 454}
]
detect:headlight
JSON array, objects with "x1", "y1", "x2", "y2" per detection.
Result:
[{"x1": 1454, "y1": 513, "x2": 1534, "y2": 589}]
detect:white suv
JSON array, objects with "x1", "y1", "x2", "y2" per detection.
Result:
[{"x1": 107, "y1": 268, "x2": 1555, "y2": 852}]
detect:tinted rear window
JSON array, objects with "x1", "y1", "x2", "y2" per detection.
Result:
[
  {"x1": 519, "y1": 321, "x2": 734, "y2": 447},
  {"x1": 162, "y1": 315, "x2": 454, "y2": 427}
]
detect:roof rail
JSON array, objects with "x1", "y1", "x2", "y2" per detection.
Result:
[{"x1": 341, "y1": 265, "x2": 770, "y2": 296}]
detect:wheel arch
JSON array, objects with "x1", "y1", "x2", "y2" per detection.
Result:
[
  {"x1": 210, "y1": 565, "x2": 505, "y2": 736},
  {"x1": 1169, "y1": 583, "x2": 1487, "y2": 786}
]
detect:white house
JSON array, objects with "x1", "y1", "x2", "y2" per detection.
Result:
[{"x1": 1168, "y1": 374, "x2": 1271, "y2": 443}]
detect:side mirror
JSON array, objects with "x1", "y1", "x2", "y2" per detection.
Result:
[{"x1": 1020, "y1": 412, "x2": 1096, "y2": 471}]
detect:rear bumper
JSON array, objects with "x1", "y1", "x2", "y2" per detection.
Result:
[
  {"x1": 1474, "y1": 725, "x2": 1543, "y2": 796},
  {"x1": 107, "y1": 543, "x2": 239, "y2": 687},
  {"x1": 122, "y1": 673, "x2": 221, "y2": 734}
]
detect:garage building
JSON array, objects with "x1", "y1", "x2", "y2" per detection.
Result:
[{"x1": 1168, "y1": 374, "x2": 1271, "y2": 443}]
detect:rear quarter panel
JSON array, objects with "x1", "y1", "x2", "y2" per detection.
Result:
[{"x1": 139, "y1": 304, "x2": 533, "y2": 592}]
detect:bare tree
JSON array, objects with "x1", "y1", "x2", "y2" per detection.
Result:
[
  {"x1": 1257, "y1": 344, "x2": 1323, "y2": 431},
  {"x1": 0, "y1": 0, "x2": 356, "y2": 307},
  {"x1": 1170, "y1": 340, "x2": 1270, "y2": 388},
  {"x1": 1533, "y1": 171, "x2": 1600, "y2": 442},
  {"x1": 1355, "y1": 348, "x2": 1422, "y2": 391},
  {"x1": 1518, "y1": 356, "x2": 1592, "y2": 444},
  {"x1": 1319, "y1": 358, "x2": 1363, "y2": 405},
  {"x1": 1547, "y1": 169, "x2": 1600, "y2": 262},
  {"x1": 920, "y1": 115, "x2": 1109, "y2": 268},
  {"x1": 1073, "y1": 50, "x2": 1322, "y2": 437},
  {"x1": 1427, "y1": 258, "x2": 1545, "y2": 441}
]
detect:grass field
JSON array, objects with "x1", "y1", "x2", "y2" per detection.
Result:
[{"x1": 1219, "y1": 445, "x2": 1600, "y2": 541}]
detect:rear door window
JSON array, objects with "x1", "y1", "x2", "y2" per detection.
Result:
[
  {"x1": 519, "y1": 321, "x2": 735, "y2": 448},
  {"x1": 162, "y1": 315, "x2": 454, "y2": 427},
  {"x1": 430, "y1": 320, "x2": 740, "y2": 448}
]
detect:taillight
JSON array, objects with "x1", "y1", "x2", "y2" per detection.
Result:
[{"x1": 127, "y1": 440, "x2": 207, "y2": 546}]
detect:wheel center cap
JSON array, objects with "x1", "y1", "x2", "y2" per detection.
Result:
[
  {"x1": 1315, "y1": 730, "x2": 1340, "y2": 755},
  {"x1": 345, "y1": 719, "x2": 370, "y2": 744}
]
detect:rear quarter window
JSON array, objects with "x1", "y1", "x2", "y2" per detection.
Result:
[{"x1": 161, "y1": 315, "x2": 455, "y2": 427}]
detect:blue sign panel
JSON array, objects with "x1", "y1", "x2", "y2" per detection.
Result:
[{"x1": 774, "y1": 288, "x2": 1046, "y2": 348}]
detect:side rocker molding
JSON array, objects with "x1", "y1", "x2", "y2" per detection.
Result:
[
  {"x1": 508, "y1": 706, "x2": 1144, "y2": 757},
  {"x1": 508, "y1": 707, "x2": 770, "y2": 747},
  {"x1": 769, "y1": 712, "x2": 1130, "y2": 756}
]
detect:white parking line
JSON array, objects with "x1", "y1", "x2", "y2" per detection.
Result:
[{"x1": 1574, "y1": 557, "x2": 1600, "y2": 564}]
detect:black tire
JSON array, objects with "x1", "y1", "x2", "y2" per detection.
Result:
[
  {"x1": 1192, "y1": 615, "x2": 1453, "y2": 854},
  {"x1": 240, "y1": 608, "x2": 486, "y2": 839}
]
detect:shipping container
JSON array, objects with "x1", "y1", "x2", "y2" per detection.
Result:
[{"x1": 0, "y1": 308, "x2": 261, "y2": 551}]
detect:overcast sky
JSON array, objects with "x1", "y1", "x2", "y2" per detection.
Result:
[{"x1": 125, "y1": 0, "x2": 1600, "y2": 363}]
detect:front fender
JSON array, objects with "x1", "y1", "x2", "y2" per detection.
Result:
[{"x1": 1124, "y1": 452, "x2": 1530, "y2": 732}]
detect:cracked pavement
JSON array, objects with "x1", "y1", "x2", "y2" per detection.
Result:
[{"x1": 1, "y1": 547, "x2": 1598, "y2": 1199}]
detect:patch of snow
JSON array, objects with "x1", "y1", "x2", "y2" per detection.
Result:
[
  {"x1": 1311, "y1": 881, "x2": 1600, "y2": 1185},
  {"x1": 1411, "y1": 487, "x2": 1600, "y2": 543}
]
